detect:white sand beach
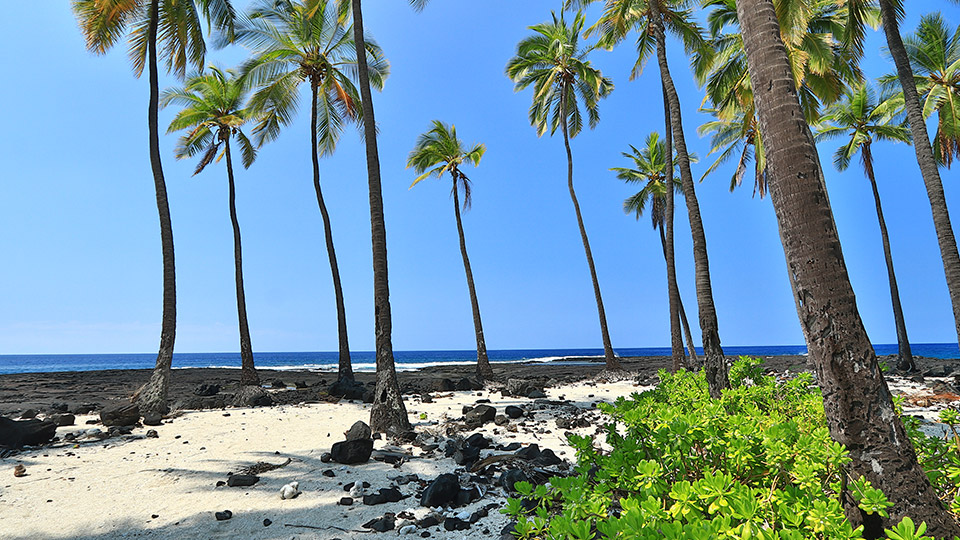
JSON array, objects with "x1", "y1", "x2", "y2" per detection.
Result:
[{"x1": 0, "y1": 379, "x2": 648, "y2": 540}]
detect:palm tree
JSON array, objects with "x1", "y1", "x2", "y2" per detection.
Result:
[
  {"x1": 506, "y1": 11, "x2": 622, "y2": 372},
  {"x1": 72, "y1": 0, "x2": 236, "y2": 416},
  {"x1": 612, "y1": 134, "x2": 699, "y2": 367},
  {"x1": 236, "y1": 0, "x2": 388, "y2": 390},
  {"x1": 735, "y1": 0, "x2": 958, "y2": 535},
  {"x1": 694, "y1": 0, "x2": 871, "y2": 197},
  {"x1": 347, "y1": 0, "x2": 427, "y2": 435},
  {"x1": 877, "y1": 0, "x2": 960, "y2": 351},
  {"x1": 161, "y1": 66, "x2": 260, "y2": 387},
  {"x1": 815, "y1": 84, "x2": 915, "y2": 372},
  {"x1": 883, "y1": 13, "x2": 960, "y2": 168},
  {"x1": 407, "y1": 121, "x2": 494, "y2": 380},
  {"x1": 575, "y1": 0, "x2": 727, "y2": 394}
]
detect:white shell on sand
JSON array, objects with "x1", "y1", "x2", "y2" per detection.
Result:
[{"x1": 279, "y1": 481, "x2": 300, "y2": 500}]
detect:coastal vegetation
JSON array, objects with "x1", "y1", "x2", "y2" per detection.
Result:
[{"x1": 63, "y1": 0, "x2": 960, "y2": 536}]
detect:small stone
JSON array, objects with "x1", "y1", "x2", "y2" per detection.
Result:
[
  {"x1": 331, "y1": 439, "x2": 374, "y2": 464},
  {"x1": 280, "y1": 481, "x2": 301, "y2": 500},
  {"x1": 226, "y1": 474, "x2": 259, "y2": 487},
  {"x1": 444, "y1": 517, "x2": 471, "y2": 531},
  {"x1": 142, "y1": 413, "x2": 163, "y2": 426},
  {"x1": 464, "y1": 405, "x2": 496, "y2": 426},
  {"x1": 263, "y1": 518, "x2": 272, "y2": 527},
  {"x1": 344, "y1": 421, "x2": 372, "y2": 441},
  {"x1": 363, "y1": 487, "x2": 403, "y2": 505},
  {"x1": 52, "y1": 414, "x2": 75, "y2": 427},
  {"x1": 500, "y1": 469, "x2": 529, "y2": 492},
  {"x1": 13, "y1": 464, "x2": 26, "y2": 477},
  {"x1": 362, "y1": 514, "x2": 396, "y2": 532},
  {"x1": 323, "y1": 469, "x2": 336, "y2": 477},
  {"x1": 145, "y1": 429, "x2": 159, "y2": 438},
  {"x1": 504, "y1": 405, "x2": 524, "y2": 419},
  {"x1": 494, "y1": 415, "x2": 509, "y2": 426},
  {"x1": 320, "y1": 452, "x2": 333, "y2": 463},
  {"x1": 420, "y1": 473, "x2": 460, "y2": 508},
  {"x1": 527, "y1": 390, "x2": 547, "y2": 399},
  {"x1": 399, "y1": 524, "x2": 417, "y2": 535},
  {"x1": 339, "y1": 497, "x2": 354, "y2": 506},
  {"x1": 151, "y1": 514, "x2": 159, "y2": 519},
  {"x1": 100, "y1": 404, "x2": 140, "y2": 427},
  {"x1": 214, "y1": 510, "x2": 233, "y2": 521}
]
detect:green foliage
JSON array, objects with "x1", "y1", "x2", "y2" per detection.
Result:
[{"x1": 502, "y1": 357, "x2": 960, "y2": 539}]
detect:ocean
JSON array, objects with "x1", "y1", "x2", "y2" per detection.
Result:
[{"x1": 0, "y1": 343, "x2": 956, "y2": 376}]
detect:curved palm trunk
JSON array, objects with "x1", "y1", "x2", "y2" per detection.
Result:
[
  {"x1": 451, "y1": 178, "x2": 493, "y2": 380},
  {"x1": 351, "y1": 0, "x2": 410, "y2": 435},
  {"x1": 863, "y1": 144, "x2": 914, "y2": 372},
  {"x1": 879, "y1": 0, "x2": 960, "y2": 351},
  {"x1": 677, "y1": 286, "x2": 699, "y2": 366},
  {"x1": 737, "y1": 1, "x2": 958, "y2": 535},
  {"x1": 650, "y1": 2, "x2": 727, "y2": 395},
  {"x1": 224, "y1": 138, "x2": 259, "y2": 387},
  {"x1": 559, "y1": 89, "x2": 620, "y2": 371},
  {"x1": 310, "y1": 84, "x2": 353, "y2": 384},
  {"x1": 661, "y1": 85, "x2": 686, "y2": 371},
  {"x1": 135, "y1": 0, "x2": 177, "y2": 416}
]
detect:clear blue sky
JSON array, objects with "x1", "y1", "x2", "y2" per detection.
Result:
[{"x1": 1, "y1": 2, "x2": 958, "y2": 355}]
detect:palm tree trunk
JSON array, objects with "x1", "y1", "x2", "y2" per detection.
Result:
[
  {"x1": 879, "y1": 0, "x2": 960, "y2": 351},
  {"x1": 559, "y1": 88, "x2": 620, "y2": 371},
  {"x1": 661, "y1": 84, "x2": 686, "y2": 371},
  {"x1": 863, "y1": 144, "x2": 914, "y2": 372},
  {"x1": 224, "y1": 138, "x2": 259, "y2": 387},
  {"x1": 135, "y1": 0, "x2": 176, "y2": 417},
  {"x1": 310, "y1": 84, "x2": 353, "y2": 384},
  {"x1": 451, "y1": 177, "x2": 493, "y2": 380},
  {"x1": 650, "y1": 1, "x2": 727, "y2": 395},
  {"x1": 659, "y1": 225, "x2": 699, "y2": 368},
  {"x1": 737, "y1": 1, "x2": 957, "y2": 535},
  {"x1": 677, "y1": 289, "x2": 699, "y2": 367},
  {"x1": 351, "y1": 0, "x2": 410, "y2": 435}
]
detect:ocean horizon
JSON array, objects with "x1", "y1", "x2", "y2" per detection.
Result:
[{"x1": 0, "y1": 343, "x2": 957, "y2": 376}]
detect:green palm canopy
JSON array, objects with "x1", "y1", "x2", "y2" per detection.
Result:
[
  {"x1": 612, "y1": 132, "x2": 685, "y2": 229},
  {"x1": 161, "y1": 66, "x2": 256, "y2": 172},
  {"x1": 505, "y1": 11, "x2": 613, "y2": 138},
  {"x1": 234, "y1": 0, "x2": 389, "y2": 153},
  {"x1": 407, "y1": 120, "x2": 486, "y2": 206}
]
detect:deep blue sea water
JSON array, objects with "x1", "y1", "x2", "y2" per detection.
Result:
[{"x1": 0, "y1": 343, "x2": 956, "y2": 376}]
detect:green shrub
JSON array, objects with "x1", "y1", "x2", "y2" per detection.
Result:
[{"x1": 502, "y1": 357, "x2": 959, "y2": 540}]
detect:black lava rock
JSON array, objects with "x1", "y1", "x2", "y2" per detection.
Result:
[
  {"x1": 504, "y1": 406, "x2": 524, "y2": 419},
  {"x1": 329, "y1": 379, "x2": 368, "y2": 401},
  {"x1": 214, "y1": 510, "x2": 232, "y2": 521},
  {"x1": 344, "y1": 421, "x2": 372, "y2": 441},
  {"x1": 0, "y1": 417, "x2": 57, "y2": 449},
  {"x1": 363, "y1": 487, "x2": 404, "y2": 505},
  {"x1": 466, "y1": 433, "x2": 490, "y2": 450},
  {"x1": 331, "y1": 438, "x2": 374, "y2": 464},
  {"x1": 51, "y1": 414, "x2": 75, "y2": 427},
  {"x1": 322, "y1": 469, "x2": 336, "y2": 477},
  {"x1": 444, "y1": 517, "x2": 471, "y2": 531},
  {"x1": 434, "y1": 379, "x2": 456, "y2": 392},
  {"x1": 455, "y1": 486, "x2": 481, "y2": 507},
  {"x1": 535, "y1": 448, "x2": 562, "y2": 466},
  {"x1": 100, "y1": 404, "x2": 140, "y2": 427},
  {"x1": 420, "y1": 473, "x2": 460, "y2": 507},
  {"x1": 226, "y1": 474, "x2": 259, "y2": 487},
  {"x1": 320, "y1": 452, "x2": 333, "y2": 463},
  {"x1": 456, "y1": 378, "x2": 481, "y2": 391},
  {"x1": 362, "y1": 514, "x2": 396, "y2": 532},
  {"x1": 515, "y1": 444, "x2": 541, "y2": 461},
  {"x1": 464, "y1": 405, "x2": 496, "y2": 426},
  {"x1": 194, "y1": 384, "x2": 220, "y2": 397},
  {"x1": 142, "y1": 413, "x2": 163, "y2": 427},
  {"x1": 145, "y1": 429, "x2": 159, "y2": 438},
  {"x1": 453, "y1": 444, "x2": 480, "y2": 466},
  {"x1": 263, "y1": 518, "x2": 272, "y2": 527},
  {"x1": 339, "y1": 497, "x2": 354, "y2": 506},
  {"x1": 500, "y1": 469, "x2": 530, "y2": 492}
]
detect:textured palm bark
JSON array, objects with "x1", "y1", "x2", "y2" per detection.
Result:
[
  {"x1": 863, "y1": 144, "x2": 914, "y2": 372},
  {"x1": 224, "y1": 138, "x2": 259, "y2": 387},
  {"x1": 451, "y1": 180, "x2": 493, "y2": 380},
  {"x1": 135, "y1": 0, "x2": 176, "y2": 416},
  {"x1": 351, "y1": 0, "x2": 410, "y2": 434},
  {"x1": 661, "y1": 85, "x2": 686, "y2": 371},
  {"x1": 737, "y1": 1, "x2": 958, "y2": 536},
  {"x1": 659, "y1": 226, "x2": 697, "y2": 369},
  {"x1": 677, "y1": 291, "x2": 699, "y2": 367},
  {"x1": 650, "y1": 2, "x2": 726, "y2": 393},
  {"x1": 559, "y1": 89, "x2": 620, "y2": 371},
  {"x1": 879, "y1": 0, "x2": 960, "y2": 351},
  {"x1": 310, "y1": 84, "x2": 353, "y2": 384}
]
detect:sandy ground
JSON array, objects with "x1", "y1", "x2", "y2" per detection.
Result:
[{"x1": 0, "y1": 378, "x2": 649, "y2": 540}]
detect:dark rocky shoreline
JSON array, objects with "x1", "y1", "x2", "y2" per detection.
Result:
[{"x1": 0, "y1": 353, "x2": 955, "y2": 417}]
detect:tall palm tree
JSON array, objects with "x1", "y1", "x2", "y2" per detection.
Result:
[
  {"x1": 72, "y1": 0, "x2": 236, "y2": 416},
  {"x1": 575, "y1": 0, "x2": 728, "y2": 394},
  {"x1": 407, "y1": 121, "x2": 494, "y2": 380},
  {"x1": 883, "y1": 13, "x2": 960, "y2": 168},
  {"x1": 506, "y1": 11, "x2": 622, "y2": 371},
  {"x1": 236, "y1": 0, "x2": 388, "y2": 389},
  {"x1": 612, "y1": 134, "x2": 699, "y2": 366},
  {"x1": 735, "y1": 0, "x2": 958, "y2": 535},
  {"x1": 347, "y1": 0, "x2": 426, "y2": 434},
  {"x1": 877, "y1": 0, "x2": 960, "y2": 351},
  {"x1": 161, "y1": 66, "x2": 261, "y2": 387},
  {"x1": 815, "y1": 84, "x2": 915, "y2": 372}
]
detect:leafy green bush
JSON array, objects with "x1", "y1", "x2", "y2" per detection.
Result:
[{"x1": 502, "y1": 357, "x2": 959, "y2": 540}]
